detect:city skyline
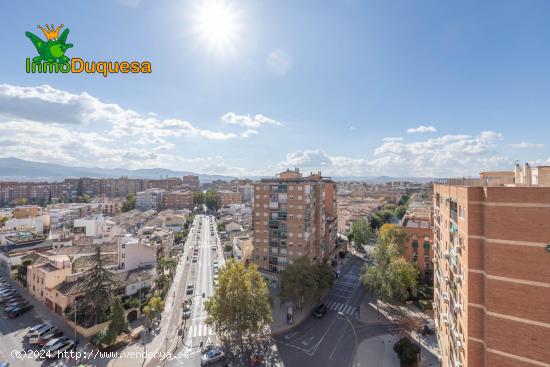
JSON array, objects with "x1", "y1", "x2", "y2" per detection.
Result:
[{"x1": 2, "y1": 1, "x2": 550, "y2": 177}]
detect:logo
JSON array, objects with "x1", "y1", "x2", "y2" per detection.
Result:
[
  {"x1": 26, "y1": 24, "x2": 73, "y2": 64},
  {"x1": 25, "y1": 23, "x2": 151, "y2": 77}
]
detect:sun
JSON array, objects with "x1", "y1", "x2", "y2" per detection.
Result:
[{"x1": 192, "y1": 0, "x2": 242, "y2": 56}]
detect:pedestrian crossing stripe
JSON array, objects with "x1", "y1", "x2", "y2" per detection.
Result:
[
  {"x1": 325, "y1": 300, "x2": 355, "y2": 315},
  {"x1": 189, "y1": 324, "x2": 215, "y2": 338}
]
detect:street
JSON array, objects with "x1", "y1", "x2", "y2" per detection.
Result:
[
  {"x1": 167, "y1": 215, "x2": 224, "y2": 367},
  {"x1": 275, "y1": 257, "x2": 394, "y2": 367}
]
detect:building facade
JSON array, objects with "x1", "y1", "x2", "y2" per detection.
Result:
[
  {"x1": 136, "y1": 189, "x2": 166, "y2": 211},
  {"x1": 433, "y1": 164, "x2": 550, "y2": 367},
  {"x1": 400, "y1": 214, "x2": 433, "y2": 278},
  {"x1": 252, "y1": 169, "x2": 337, "y2": 274},
  {"x1": 164, "y1": 190, "x2": 193, "y2": 210},
  {"x1": 182, "y1": 175, "x2": 200, "y2": 191},
  {"x1": 218, "y1": 190, "x2": 243, "y2": 207}
]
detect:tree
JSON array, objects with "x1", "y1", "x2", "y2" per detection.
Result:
[
  {"x1": 77, "y1": 194, "x2": 92, "y2": 203},
  {"x1": 193, "y1": 191, "x2": 205, "y2": 206},
  {"x1": 311, "y1": 262, "x2": 335, "y2": 301},
  {"x1": 349, "y1": 219, "x2": 374, "y2": 249},
  {"x1": 205, "y1": 190, "x2": 219, "y2": 211},
  {"x1": 76, "y1": 246, "x2": 120, "y2": 326},
  {"x1": 121, "y1": 193, "x2": 136, "y2": 212},
  {"x1": 394, "y1": 337, "x2": 420, "y2": 367},
  {"x1": 363, "y1": 224, "x2": 418, "y2": 302},
  {"x1": 279, "y1": 256, "x2": 316, "y2": 309},
  {"x1": 106, "y1": 297, "x2": 128, "y2": 342},
  {"x1": 204, "y1": 260, "x2": 272, "y2": 364},
  {"x1": 143, "y1": 296, "x2": 164, "y2": 327},
  {"x1": 398, "y1": 194, "x2": 411, "y2": 207},
  {"x1": 394, "y1": 205, "x2": 408, "y2": 220}
]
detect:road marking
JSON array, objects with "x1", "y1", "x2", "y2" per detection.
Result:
[
  {"x1": 337, "y1": 304, "x2": 344, "y2": 312},
  {"x1": 343, "y1": 305, "x2": 352, "y2": 314},
  {"x1": 284, "y1": 331, "x2": 299, "y2": 340},
  {"x1": 306, "y1": 315, "x2": 339, "y2": 356},
  {"x1": 301, "y1": 336, "x2": 315, "y2": 346}
]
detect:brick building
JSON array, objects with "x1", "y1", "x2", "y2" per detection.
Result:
[
  {"x1": 252, "y1": 169, "x2": 337, "y2": 275},
  {"x1": 433, "y1": 163, "x2": 550, "y2": 367},
  {"x1": 400, "y1": 214, "x2": 433, "y2": 278},
  {"x1": 164, "y1": 190, "x2": 193, "y2": 210},
  {"x1": 217, "y1": 190, "x2": 243, "y2": 207}
]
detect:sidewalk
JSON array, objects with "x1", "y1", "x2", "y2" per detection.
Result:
[
  {"x1": 355, "y1": 295, "x2": 441, "y2": 367},
  {"x1": 355, "y1": 334, "x2": 400, "y2": 367},
  {"x1": 270, "y1": 296, "x2": 316, "y2": 336},
  {"x1": 108, "y1": 228, "x2": 193, "y2": 366},
  {"x1": 270, "y1": 252, "x2": 353, "y2": 336}
]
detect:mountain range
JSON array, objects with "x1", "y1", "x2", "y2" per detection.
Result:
[
  {"x1": 0, "y1": 158, "x2": 435, "y2": 183},
  {"x1": 0, "y1": 158, "x2": 236, "y2": 183}
]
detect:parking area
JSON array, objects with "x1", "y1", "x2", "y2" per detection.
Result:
[{"x1": 0, "y1": 273, "x2": 79, "y2": 367}]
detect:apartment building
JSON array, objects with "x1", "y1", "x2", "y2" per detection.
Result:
[
  {"x1": 164, "y1": 190, "x2": 193, "y2": 210},
  {"x1": 182, "y1": 175, "x2": 200, "y2": 191},
  {"x1": 117, "y1": 234, "x2": 157, "y2": 271},
  {"x1": 136, "y1": 189, "x2": 166, "y2": 211},
  {"x1": 218, "y1": 190, "x2": 243, "y2": 207},
  {"x1": 27, "y1": 253, "x2": 72, "y2": 315},
  {"x1": 433, "y1": 163, "x2": 550, "y2": 367},
  {"x1": 252, "y1": 169, "x2": 337, "y2": 275},
  {"x1": 400, "y1": 214, "x2": 433, "y2": 278}
]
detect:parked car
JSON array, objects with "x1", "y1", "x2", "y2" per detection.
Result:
[
  {"x1": 7, "y1": 304, "x2": 33, "y2": 318},
  {"x1": 26, "y1": 323, "x2": 50, "y2": 338},
  {"x1": 186, "y1": 284, "x2": 194, "y2": 295},
  {"x1": 201, "y1": 347, "x2": 225, "y2": 365},
  {"x1": 38, "y1": 330, "x2": 64, "y2": 346},
  {"x1": 0, "y1": 289, "x2": 16, "y2": 299},
  {"x1": 41, "y1": 337, "x2": 68, "y2": 351},
  {"x1": 182, "y1": 304, "x2": 191, "y2": 319},
  {"x1": 44, "y1": 339, "x2": 74, "y2": 359},
  {"x1": 4, "y1": 301, "x2": 29, "y2": 312},
  {"x1": 192, "y1": 256, "x2": 198, "y2": 263},
  {"x1": 312, "y1": 303, "x2": 328, "y2": 318},
  {"x1": 1, "y1": 295, "x2": 23, "y2": 305},
  {"x1": 30, "y1": 325, "x2": 59, "y2": 344}
]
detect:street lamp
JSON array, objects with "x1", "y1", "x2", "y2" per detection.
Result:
[
  {"x1": 338, "y1": 311, "x2": 358, "y2": 367},
  {"x1": 73, "y1": 298, "x2": 78, "y2": 341}
]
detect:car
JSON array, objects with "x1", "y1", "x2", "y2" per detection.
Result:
[
  {"x1": 334, "y1": 270, "x2": 341, "y2": 279},
  {"x1": 192, "y1": 256, "x2": 198, "y2": 262},
  {"x1": 213, "y1": 268, "x2": 219, "y2": 275},
  {"x1": 4, "y1": 300, "x2": 29, "y2": 312},
  {"x1": 182, "y1": 304, "x2": 191, "y2": 319},
  {"x1": 213, "y1": 260, "x2": 218, "y2": 267},
  {"x1": 312, "y1": 303, "x2": 328, "y2": 318},
  {"x1": 0, "y1": 289, "x2": 16, "y2": 298},
  {"x1": 42, "y1": 337, "x2": 69, "y2": 351},
  {"x1": 26, "y1": 323, "x2": 50, "y2": 338},
  {"x1": 45, "y1": 339, "x2": 74, "y2": 359},
  {"x1": 8, "y1": 304, "x2": 33, "y2": 318},
  {"x1": 38, "y1": 330, "x2": 64, "y2": 346},
  {"x1": 201, "y1": 347, "x2": 225, "y2": 365},
  {"x1": 186, "y1": 284, "x2": 194, "y2": 295},
  {"x1": 1, "y1": 295, "x2": 23, "y2": 305},
  {"x1": 211, "y1": 246, "x2": 216, "y2": 251},
  {"x1": 29, "y1": 325, "x2": 58, "y2": 344}
]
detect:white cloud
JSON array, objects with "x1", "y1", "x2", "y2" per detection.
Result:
[
  {"x1": 276, "y1": 131, "x2": 513, "y2": 177},
  {"x1": 407, "y1": 125, "x2": 437, "y2": 133},
  {"x1": 349, "y1": 126, "x2": 356, "y2": 131},
  {"x1": 0, "y1": 83, "x2": 265, "y2": 174},
  {"x1": 383, "y1": 137, "x2": 403, "y2": 142},
  {"x1": 221, "y1": 112, "x2": 281, "y2": 128},
  {"x1": 509, "y1": 142, "x2": 545, "y2": 149},
  {"x1": 266, "y1": 49, "x2": 293, "y2": 77}
]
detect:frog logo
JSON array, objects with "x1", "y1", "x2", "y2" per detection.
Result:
[{"x1": 25, "y1": 24, "x2": 73, "y2": 64}]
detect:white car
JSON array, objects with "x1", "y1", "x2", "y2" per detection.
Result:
[
  {"x1": 201, "y1": 347, "x2": 225, "y2": 365},
  {"x1": 25, "y1": 323, "x2": 52, "y2": 338},
  {"x1": 29, "y1": 325, "x2": 58, "y2": 344},
  {"x1": 45, "y1": 339, "x2": 74, "y2": 359}
]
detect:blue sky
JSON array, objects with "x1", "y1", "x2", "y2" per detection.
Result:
[{"x1": 1, "y1": 0, "x2": 549, "y2": 177}]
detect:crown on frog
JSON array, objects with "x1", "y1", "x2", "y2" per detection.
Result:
[{"x1": 37, "y1": 24, "x2": 64, "y2": 40}]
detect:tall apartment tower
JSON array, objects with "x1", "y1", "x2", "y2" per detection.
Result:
[
  {"x1": 252, "y1": 169, "x2": 337, "y2": 275},
  {"x1": 433, "y1": 163, "x2": 550, "y2": 367}
]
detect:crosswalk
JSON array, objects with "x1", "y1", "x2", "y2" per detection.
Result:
[
  {"x1": 324, "y1": 300, "x2": 357, "y2": 315},
  {"x1": 187, "y1": 324, "x2": 215, "y2": 338}
]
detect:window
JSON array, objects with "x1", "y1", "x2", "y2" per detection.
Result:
[
  {"x1": 122, "y1": 243, "x2": 125, "y2": 249},
  {"x1": 459, "y1": 206, "x2": 465, "y2": 219},
  {"x1": 122, "y1": 253, "x2": 125, "y2": 258}
]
